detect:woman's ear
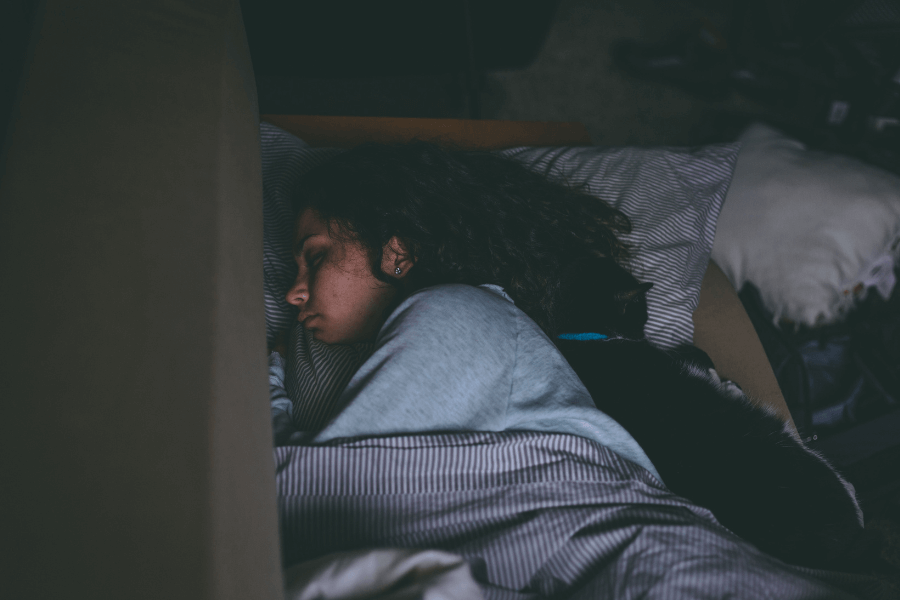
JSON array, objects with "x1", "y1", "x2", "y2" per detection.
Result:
[{"x1": 381, "y1": 236, "x2": 415, "y2": 278}]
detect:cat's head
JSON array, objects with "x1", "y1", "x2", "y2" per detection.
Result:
[{"x1": 556, "y1": 256, "x2": 653, "y2": 340}]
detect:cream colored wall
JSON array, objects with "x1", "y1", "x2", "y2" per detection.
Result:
[{"x1": 0, "y1": 1, "x2": 283, "y2": 598}]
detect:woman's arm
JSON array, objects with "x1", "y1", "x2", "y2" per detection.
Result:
[{"x1": 692, "y1": 260, "x2": 797, "y2": 432}]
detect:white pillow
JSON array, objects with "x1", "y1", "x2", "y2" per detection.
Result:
[{"x1": 711, "y1": 122, "x2": 900, "y2": 328}]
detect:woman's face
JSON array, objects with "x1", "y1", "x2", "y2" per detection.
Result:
[{"x1": 285, "y1": 208, "x2": 409, "y2": 345}]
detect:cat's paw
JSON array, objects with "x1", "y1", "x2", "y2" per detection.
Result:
[{"x1": 708, "y1": 369, "x2": 746, "y2": 402}]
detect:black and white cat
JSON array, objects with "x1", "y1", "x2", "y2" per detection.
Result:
[{"x1": 554, "y1": 257, "x2": 882, "y2": 573}]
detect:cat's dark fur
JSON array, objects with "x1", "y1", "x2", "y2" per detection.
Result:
[{"x1": 555, "y1": 257, "x2": 884, "y2": 573}]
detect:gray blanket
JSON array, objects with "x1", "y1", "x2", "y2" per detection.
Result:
[{"x1": 276, "y1": 431, "x2": 884, "y2": 599}]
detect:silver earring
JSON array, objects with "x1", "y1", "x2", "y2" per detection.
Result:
[{"x1": 394, "y1": 267, "x2": 402, "y2": 275}]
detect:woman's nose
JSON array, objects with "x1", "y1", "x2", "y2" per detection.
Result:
[{"x1": 285, "y1": 273, "x2": 308, "y2": 307}]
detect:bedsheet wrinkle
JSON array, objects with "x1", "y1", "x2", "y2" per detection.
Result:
[{"x1": 276, "y1": 431, "x2": 882, "y2": 599}]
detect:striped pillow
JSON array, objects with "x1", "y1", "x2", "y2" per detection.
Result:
[
  {"x1": 261, "y1": 125, "x2": 369, "y2": 428},
  {"x1": 497, "y1": 145, "x2": 740, "y2": 349},
  {"x1": 261, "y1": 122, "x2": 739, "y2": 428}
]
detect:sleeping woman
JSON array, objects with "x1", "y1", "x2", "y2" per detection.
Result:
[
  {"x1": 269, "y1": 140, "x2": 660, "y2": 480},
  {"x1": 268, "y1": 142, "x2": 883, "y2": 575}
]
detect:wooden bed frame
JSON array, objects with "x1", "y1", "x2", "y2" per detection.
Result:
[
  {"x1": 259, "y1": 115, "x2": 593, "y2": 150},
  {"x1": 261, "y1": 114, "x2": 795, "y2": 430}
]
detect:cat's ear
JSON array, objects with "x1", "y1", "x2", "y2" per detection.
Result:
[{"x1": 614, "y1": 281, "x2": 653, "y2": 307}]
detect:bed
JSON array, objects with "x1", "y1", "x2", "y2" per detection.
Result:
[
  {"x1": 2, "y1": 1, "x2": 892, "y2": 599},
  {"x1": 254, "y1": 116, "x2": 891, "y2": 599}
]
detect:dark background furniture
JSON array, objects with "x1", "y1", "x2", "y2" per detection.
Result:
[{"x1": 241, "y1": 0, "x2": 561, "y2": 119}]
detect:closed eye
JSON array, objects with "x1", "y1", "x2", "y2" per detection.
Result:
[{"x1": 308, "y1": 251, "x2": 326, "y2": 270}]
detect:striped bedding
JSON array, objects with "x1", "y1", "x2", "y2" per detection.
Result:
[
  {"x1": 262, "y1": 125, "x2": 888, "y2": 598},
  {"x1": 276, "y1": 431, "x2": 883, "y2": 599}
]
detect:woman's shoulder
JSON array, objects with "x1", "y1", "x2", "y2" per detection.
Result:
[
  {"x1": 407, "y1": 283, "x2": 514, "y2": 306},
  {"x1": 394, "y1": 281, "x2": 563, "y2": 350},
  {"x1": 382, "y1": 283, "x2": 519, "y2": 337}
]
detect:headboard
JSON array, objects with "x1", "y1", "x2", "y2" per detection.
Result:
[{"x1": 260, "y1": 114, "x2": 592, "y2": 149}]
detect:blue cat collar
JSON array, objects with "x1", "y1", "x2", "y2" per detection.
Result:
[{"x1": 557, "y1": 333, "x2": 608, "y2": 340}]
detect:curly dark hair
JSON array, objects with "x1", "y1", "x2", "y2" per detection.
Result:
[{"x1": 294, "y1": 141, "x2": 634, "y2": 337}]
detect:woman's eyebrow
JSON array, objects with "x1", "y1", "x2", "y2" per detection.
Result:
[{"x1": 293, "y1": 234, "x2": 317, "y2": 257}]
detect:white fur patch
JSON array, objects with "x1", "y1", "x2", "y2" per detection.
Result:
[
  {"x1": 684, "y1": 363, "x2": 715, "y2": 383},
  {"x1": 707, "y1": 368, "x2": 752, "y2": 404},
  {"x1": 704, "y1": 368, "x2": 788, "y2": 424}
]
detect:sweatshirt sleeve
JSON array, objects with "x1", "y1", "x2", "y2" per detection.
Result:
[{"x1": 269, "y1": 351, "x2": 304, "y2": 445}]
